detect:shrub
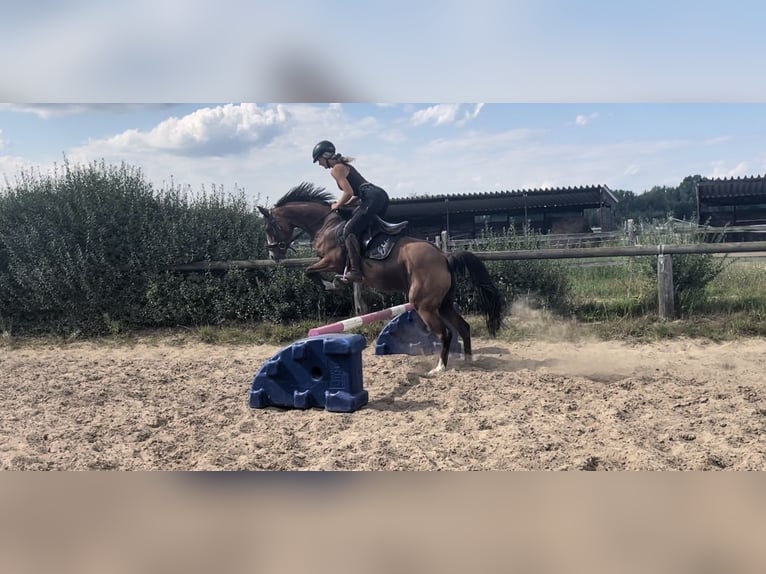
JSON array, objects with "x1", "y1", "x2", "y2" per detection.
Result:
[
  {"x1": 0, "y1": 160, "x2": 268, "y2": 335},
  {"x1": 637, "y1": 253, "x2": 728, "y2": 315}
]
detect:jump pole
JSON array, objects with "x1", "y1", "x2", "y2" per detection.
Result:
[{"x1": 308, "y1": 303, "x2": 414, "y2": 337}]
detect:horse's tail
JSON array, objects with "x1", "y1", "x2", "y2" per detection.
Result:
[{"x1": 447, "y1": 251, "x2": 506, "y2": 337}]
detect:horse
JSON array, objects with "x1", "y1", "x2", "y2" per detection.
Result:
[{"x1": 257, "y1": 182, "x2": 505, "y2": 374}]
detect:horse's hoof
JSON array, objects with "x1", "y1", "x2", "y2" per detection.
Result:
[
  {"x1": 427, "y1": 361, "x2": 447, "y2": 376},
  {"x1": 321, "y1": 279, "x2": 341, "y2": 291},
  {"x1": 341, "y1": 273, "x2": 364, "y2": 283}
]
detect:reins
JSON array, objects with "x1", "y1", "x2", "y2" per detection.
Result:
[{"x1": 268, "y1": 203, "x2": 339, "y2": 252}]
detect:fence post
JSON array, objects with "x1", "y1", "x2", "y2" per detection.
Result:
[
  {"x1": 626, "y1": 219, "x2": 636, "y2": 246},
  {"x1": 353, "y1": 283, "x2": 367, "y2": 316},
  {"x1": 440, "y1": 230, "x2": 449, "y2": 253},
  {"x1": 657, "y1": 254, "x2": 675, "y2": 319}
]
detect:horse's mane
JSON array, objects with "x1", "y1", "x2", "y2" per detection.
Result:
[{"x1": 274, "y1": 182, "x2": 334, "y2": 207}]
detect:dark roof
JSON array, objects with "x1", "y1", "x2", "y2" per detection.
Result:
[
  {"x1": 697, "y1": 175, "x2": 766, "y2": 199},
  {"x1": 387, "y1": 185, "x2": 617, "y2": 216}
]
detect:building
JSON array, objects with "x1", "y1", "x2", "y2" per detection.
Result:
[
  {"x1": 696, "y1": 175, "x2": 766, "y2": 227},
  {"x1": 384, "y1": 185, "x2": 619, "y2": 241}
]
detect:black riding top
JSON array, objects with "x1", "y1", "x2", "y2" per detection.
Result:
[{"x1": 338, "y1": 163, "x2": 369, "y2": 196}]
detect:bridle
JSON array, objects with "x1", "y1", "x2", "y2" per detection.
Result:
[
  {"x1": 264, "y1": 206, "x2": 337, "y2": 258},
  {"x1": 264, "y1": 217, "x2": 299, "y2": 255}
]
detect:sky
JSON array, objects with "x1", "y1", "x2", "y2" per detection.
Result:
[
  {"x1": 1, "y1": 103, "x2": 765, "y2": 205},
  {"x1": 2, "y1": 1, "x2": 766, "y2": 205}
]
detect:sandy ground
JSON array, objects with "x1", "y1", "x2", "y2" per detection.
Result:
[{"x1": 1, "y1": 326, "x2": 765, "y2": 471}]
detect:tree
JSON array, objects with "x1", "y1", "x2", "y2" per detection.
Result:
[
  {"x1": 673, "y1": 175, "x2": 702, "y2": 221},
  {"x1": 611, "y1": 175, "x2": 702, "y2": 223}
]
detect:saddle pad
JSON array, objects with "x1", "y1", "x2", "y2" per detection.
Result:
[{"x1": 363, "y1": 233, "x2": 397, "y2": 260}]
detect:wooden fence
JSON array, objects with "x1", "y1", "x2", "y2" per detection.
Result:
[{"x1": 170, "y1": 240, "x2": 766, "y2": 320}]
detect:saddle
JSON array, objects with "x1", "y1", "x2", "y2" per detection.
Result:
[{"x1": 336, "y1": 213, "x2": 409, "y2": 261}]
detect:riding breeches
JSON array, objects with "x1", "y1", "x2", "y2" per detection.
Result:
[{"x1": 343, "y1": 183, "x2": 389, "y2": 240}]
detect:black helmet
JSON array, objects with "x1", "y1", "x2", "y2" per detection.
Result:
[{"x1": 312, "y1": 140, "x2": 335, "y2": 163}]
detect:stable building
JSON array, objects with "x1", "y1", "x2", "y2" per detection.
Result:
[
  {"x1": 384, "y1": 185, "x2": 619, "y2": 241},
  {"x1": 696, "y1": 175, "x2": 766, "y2": 227}
]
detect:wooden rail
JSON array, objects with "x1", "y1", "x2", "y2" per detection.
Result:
[
  {"x1": 169, "y1": 241, "x2": 766, "y2": 320},
  {"x1": 471, "y1": 241, "x2": 766, "y2": 261},
  {"x1": 170, "y1": 257, "x2": 317, "y2": 272},
  {"x1": 170, "y1": 242, "x2": 766, "y2": 272}
]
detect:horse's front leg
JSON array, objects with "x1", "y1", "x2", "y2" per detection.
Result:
[
  {"x1": 307, "y1": 271, "x2": 342, "y2": 291},
  {"x1": 306, "y1": 254, "x2": 344, "y2": 291}
]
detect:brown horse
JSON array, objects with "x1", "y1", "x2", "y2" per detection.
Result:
[{"x1": 257, "y1": 182, "x2": 505, "y2": 374}]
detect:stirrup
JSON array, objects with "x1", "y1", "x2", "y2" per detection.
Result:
[
  {"x1": 340, "y1": 271, "x2": 363, "y2": 283},
  {"x1": 333, "y1": 271, "x2": 363, "y2": 283}
]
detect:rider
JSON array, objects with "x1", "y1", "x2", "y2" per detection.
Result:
[{"x1": 312, "y1": 140, "x2": 390, "y2": 283}]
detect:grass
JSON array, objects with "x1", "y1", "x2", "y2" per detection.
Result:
[
  {"x1": 561, "y1": 256, "x2": 766, "y2": 341},
  {"x1": 703, "y1": 259, "x2": 766, "y2": 311},
  {"x1": 566, "y1": 259, "x2": 655, "y2": 320}
]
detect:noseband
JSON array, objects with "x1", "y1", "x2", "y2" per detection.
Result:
[{"x1": 265, "y1": 206, "x2": 336, "y2": 255}]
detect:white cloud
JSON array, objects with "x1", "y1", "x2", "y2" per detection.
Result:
[
  {"x1": 96, "y1": 103, "x2": 289, "y2": 157},
  {"x1": 575, "y1": 112, "x2": 599, "y2": 126},
  {"x1": 411, "y1": 104, "x2": 484, "y2": 126},
  {"x1": 466, "y1": 103, "x2": 484, "y2": 120},
  {"x1": 711, "y1": 161, "x2": 748, "y2": 179},
  {"x1": 0, "y1": 155, "x2": 38, "y2": 181},
  {"x1": 456, "y1": 103, "x2": 485, "y2": 127},
  {"x1": 8, "y1": 102, "x2": 762, "y2": 206},
  {"x1": 410, "y1": 103, "x2": 485, "y2": 127},
  {"x1": 0, "y1": 131, "x2": 39, "y2": 182},
  {"x1": 60, "y1": 103, "x2": 392, "y2": 201},
  {"x1": 411, "y1": 104, "x2": 461, "y2": 126}
]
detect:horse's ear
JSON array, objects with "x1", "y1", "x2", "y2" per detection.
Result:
[{"x1": 257, "y1": 205, "x2": 270, "y2": 218}]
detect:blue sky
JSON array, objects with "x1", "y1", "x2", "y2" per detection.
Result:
[{"x1": 1, "y1": 103, "x2": 765, "y2": 204}]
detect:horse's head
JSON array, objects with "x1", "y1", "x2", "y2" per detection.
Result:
[
  {"x1": 257, "y1": 205, "x2": 295, "y2": 262},
  {"x1": 257, "y1": 183, "x2": 336, "y2": 261}
]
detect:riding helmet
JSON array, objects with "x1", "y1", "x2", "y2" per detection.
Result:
[{"x1": 312, "y1": 140, "x2": 336, "y2": 163}]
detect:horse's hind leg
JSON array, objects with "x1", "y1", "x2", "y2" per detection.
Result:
[
  {"x1": 408, "y1": 260, "x2": 454, "y2": 374},
  {"x1": 439, "y1": 301, "x2": 472, "y2": 360},
  {"x1": 412, "y1": 302, "x2": 452, "y2": 374}
]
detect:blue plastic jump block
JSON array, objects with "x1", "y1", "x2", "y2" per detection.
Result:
[
  {"x1": 374, "y1": 310, "x2": 462, "y2": 357},
  {"x1": 249, "y1": 333, "x2": 368, "y2": 413}
]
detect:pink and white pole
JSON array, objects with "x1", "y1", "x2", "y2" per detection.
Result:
[{"x1": 308, "y1": 303, "x2": 414, "y2": 337}]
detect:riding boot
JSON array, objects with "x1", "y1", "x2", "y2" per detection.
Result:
[{"x1": 343, "y1": 234, "x2": 364, "y2": 283}]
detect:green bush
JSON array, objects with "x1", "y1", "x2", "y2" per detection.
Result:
[
  {"x1": 143, "y1": 267, "x2": 350, "y2": 326},
  {"x1": 1, "y1": 161, "x2": 164, "y2": 333},
  {"x1": 637, "y1": 253, "x2": 728, "y2": 315},
  {"x1": 0, "y1": 160, "x2": 284, "y2": 335}
]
